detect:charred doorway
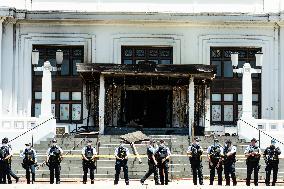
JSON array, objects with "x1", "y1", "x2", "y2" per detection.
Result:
[{"x1": 124, "y1": 90, "x2": 172, "y2": 128}]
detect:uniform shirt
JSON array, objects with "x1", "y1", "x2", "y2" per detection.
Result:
[
  {"x1": 224, "y1": 145, "x2": 237, "y2": 154},
  {"x1": 207, "y1": 145, "x2": 224, "y2": 155},
  {"x1": 46, "y1": 145, "x2": 63, "y2": 156},
  {"x1": 148, "y1": 145, "x2": 158, "y2": 154},
  {"x1": 187, "y1": 144, "x2": 203, "y2": 154},
  {"x1": 160, "y1": 146, "x2": 171, "y2": 156},
  {"x1": 81, "y1": 146, "x2": 97, "y2": 156},
  {"x1": 20, "y1": 148, "x2": 37, "y2": 162},
  {"x1": 244, "y1": 145, "x2": 261, "y2": 154},
  {"x1": 0, "y1": 144, "x2": 13, "y2": 155},
  {"x1": 114, "y1": 146, "x2": 130, "y2": 157}
]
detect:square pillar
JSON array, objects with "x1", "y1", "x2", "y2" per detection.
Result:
[
  {"x1": 188, "y1": 77, "x2": 194, "y2": 137},
  {"x1": 99, "y1": 75, "x2": 105, "y2": 134},
  {"x1": 0, "y1": 19, "x2": 3, "y2": 116}
]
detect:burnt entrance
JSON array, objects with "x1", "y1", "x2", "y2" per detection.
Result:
[{"x1": 125, "y1": 90, "x2": 172, "y2": 128}]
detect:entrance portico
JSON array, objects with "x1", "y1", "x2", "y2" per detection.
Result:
[{"x1": 77, "y1": 62, "x2": 216, "y2": 135}]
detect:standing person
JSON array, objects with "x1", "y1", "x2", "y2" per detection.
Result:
[
  {"x1": 46, "y1": 139, "x2": 63, "y2": 184},
  {"x1": 156, "y1": 140, "x2": 171, "y2": 185},
  {"x1": 4, "y1": 138, "x2": 20, "y2": 184},
  {"x1": 223, "y1": 139, "x2": 237, "y2": 186},
  {"x1": 244, "y1": 138, "x2": 261, "y2": 186},
  {"x1": 140, "y1": 140, "x2": 159, "y2": 185},
  {"x1": 0, "y1": 138, "x2": 12, "y2": 184},
  {"x1": 187, "y1": 137, "x2": 203, "y2": 185},
  {"x1": 20, "y1": 143, "x2": 37, "y2": 184},
  {"x1": 81, "y1": 139, "x2": 97, "y2": 184},
  {"x1": 207, "y1": 137, "x2": 223, "y2": 186},
  {"x1": 263, "y1": 139, "x2": 281, "y2": 186},
  {"x1": 114, "y1": 140, "x2": 130, "y2": 185}
]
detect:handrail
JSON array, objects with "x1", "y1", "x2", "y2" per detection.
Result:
[
  {"x1": 239, "y1": 118, "x2": 284, "y2": 146},
  {"x1": 8, "y1": 117, "x2": 55, "y2": 144}
]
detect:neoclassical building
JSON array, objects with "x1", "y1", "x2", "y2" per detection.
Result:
[{"x1": 0, "y1": 0, "x2": 284, "y2": 142}]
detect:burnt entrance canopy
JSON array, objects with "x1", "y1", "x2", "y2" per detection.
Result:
[{"x1": 77, "y1": 62, "x2": 216, "y2": 135}]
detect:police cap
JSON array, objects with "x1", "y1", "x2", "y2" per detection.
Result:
[
  {"x1": 251, "y1": 138, "x2": 257, "y2": 142},
  {"x1": 2, "y1": 137, "x2": 8, "y2": 144},
  {"x1": 86, "y1": 139, "x2": 92, "y2": 143},
  {"x1": 194, "y1": 137, "x2": 200, "y2": 142},
  {"x1": 51, "y1": 138, "x2": 57, "y2": 143},
  {"x1": 25, "y1": 143, "x2": 31, "y2": 146},
  {"x1": 225, "y1": 139, "x2": 232, "y2": 144},
  {"x1": 214, "y1": 138, "x2": 219, "y2": 142},
  {"x1": 160, "y1": 139, "x2": 165, "y2": 143},
  {"x1": 271, "y1": 139, "x2": 276, "y2": 144},
  {"x1": 149, "y1": 139, "x2": 156, "y2": 144}
]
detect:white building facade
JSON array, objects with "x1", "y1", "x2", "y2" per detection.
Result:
[{"x1": 0, "y1": 0, "x2": 284, "y2": 147}]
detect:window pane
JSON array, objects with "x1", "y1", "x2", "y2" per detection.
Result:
[
  {"x1": 135, "y1": 49, "x2": 145, "y2": 57},
  {"x1": 238, "y1": 94, "x2": 242, "y2": 101},
  {"x1": 51, "y1": 104, "x2": 56, "y2": 117},
  {"x1": 159, "y1": 49, "x2": 171, "y2": 57},
  {"x1": 124, "y1": 49, "x2": 133, "y2": 57},
  {"x1": 72, "y1": 92, "x2": 81, "y2": 100},
  {"x1": 212, "y1": 94, "x2": 221, "y2": 101},
  {"x1": 224, "y1": 94, "x2": 234, "y2": 101},
  {"x1": 149, "y1": 49, "x2": 158, "y2": 57},
  {"x1": 60, "y1": 104, "x2": 69, "y2": 120},
  {"x1": 238, "y1": 105, "x2": 243, "y2": 119},
  {"x1": 136, "y1": 60, "x2": 145, "y2": 64},
  {"x1": 252, "y1": 105, "x2": 259, "y2": 119},
  {"x1": 60, "y1": 92, "x2": 69, "y2": 100},
  {"x1": 61, "y1": 59, "x2": 69, "y2": 75},
  {"x1": 123, "y1": 60, "x2": 132, "y2": 64},
  {"x1": 224, "y1": 105, "x2": 234, "y2": 122},
  {"x1": 35, "y1": 103, "x2": 41, "y2": 118},
  {"x1": 34, "y1": 59, "x2": 44, "y2": 76},
  {"x1": 35, "y1": 92, "x2": 42, "y2": 100},
  {"x1": 212, "y1": 61, "x2": 221, "y2": 77},
  {"x1": 237, "y1": 61, "x2": 246, "y2": 77},
  {"x1": 252, "y1": 94, "x2": 259, "y2": 102},
  {"x1": 212, "y1": 105, "x2": 221, "y2": 121},
  {"x1": 72, "y1": 104, "x2": 82, "y2": 120},
  {"x1": 72, "y1": 59, "x2": 82, "y2": 75},
  {"x1": 52, "y1": 92, "x2": 56, "y2": 100},
  {"x1": 148, "y1": 60, "x2": 159, "y2": 64},
  {"x1": 160, "y1": 60, "x2": 171, "y2": 64},
  {"x1": 224, "y1": 61, "x2": 233, "y2": 77}
]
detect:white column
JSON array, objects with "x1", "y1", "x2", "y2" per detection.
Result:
[
  {"x1": 188, "y1": 77, "x2": 195, "y2": 137},
  {"x1": 0, "y1": 19, "x2": 3, "y2": 116},
  {"x1": 241, "y1": 63, "x2": 253, "y2": 119},
  {"x1": 99, "y1": 75, "x2": 105, "y2": 134},
  {"x1": 40, "y1": 61, "x2": 52, "y2": 117}
]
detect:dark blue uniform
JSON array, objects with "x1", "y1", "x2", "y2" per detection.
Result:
[
  {"x1": 264, "y1": 145, "x2": 281, "y2": 186},
  {"x1": 0, "y1": 145, "x2": 10, "y2": 184},
  {"x1": 47, "y1": 146, "x2": 63, "y2": 184},
  {"x1": 156, "y1": 145, "x2": 171, "y2": 185},
  {"x1": 244, "y1": 145, "x2": 261, "y2": 186},
  {"x1": 141, "y1": 145, "x2": 159, "y2": 185},
  {"x1": 82, "y1": 146, "x2": 97, "y2": 184},
  {"x1": 114, "y1": 146, "x2": 129, "y2": 185},
  {"x1": 223, "y1": 145, "x2": 237, "y2": 186},
  {"x1": 207, "y1": 145, "x2": 223, "y2": 185},
  {"x1": 187, "y1": 144, "x2": 203, "y2": 185},
  {"x1": 20, "y1": 148, "x2": 37, "y2": 184}
]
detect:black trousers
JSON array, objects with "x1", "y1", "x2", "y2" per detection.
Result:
[
  {"x1": 83, "y1": 161, "x2": 95, "y2": 183},
  {"x1": 224, "y1": 161, "x2": 237, "y2": 186},
  {"x1": 0, "y1": 161, "x2": 9, "y2": 184},
  {"x1": 246, "y1": 161, "x2": 259, "y2": 186},
  {"x1": 25, "y1": 164, "x2": 35, "y2": 184},
  {"x1": 49, "y1": 163, "x2": 61, "y2": 184},
  {"x1": 190, "y1": 160, "x2": 203, "y2": 185},
  {"x1": 265, "y1": 162, "x2": 279, "y2": 186},
  {"x1": 114, "y1": 160, "x2": 129, "y2": 184},
  {"x1": 209, "y1": 161, "x2": 223, "y2": 185},
  {"x1": 158, "y1": 161, "x2": 169, "y2": 185},
  {"x1": 7, "y1": 163, "x2": 18, "y2": 184},
  {"x1": 141, "y1": 161, "x2": 159, "y2": 184}
]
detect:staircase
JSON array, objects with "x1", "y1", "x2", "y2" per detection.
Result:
[{"x1": 9, "y1": 134, "x2": 284, "y2": 181}]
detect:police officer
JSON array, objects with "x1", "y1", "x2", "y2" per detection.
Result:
[
  {"x1": 187, "y1": 137, "x2": 203, "y2": 185},
  {"x1": 140, "y1": 140, "x2": 159, "y2": 185},
  {"x1": 20, "y1": 143, "x2": 37, "y2": 184},
  {"x1": 114, "y1": 140, "x2": 130, "y2": 185},
  {"x1": 207, "y1": 138, "x2": 223, "y2": 185},
  {"x1": 244, "y1": 138, "x2": 261, "y2": 186},
  {"x1": 82, "y1": 139, "x2": 97, "y2": 184},
  {"x1": 0, "y1": 138, "x2": 12, "y2": 184},
  {"x1": 156, "y1": 140, "x2": 171, "y2": 185},
  {"x1": 46, "y1": 139, "x2": 63, "y2": 184},
  {"x1": 223, "y1": 139, "x2": 237, "y2": 186},
  {"x1": 4, "y1": 138, "x2": 20, "y2": 184},
  {"x1": 263, "y1": 139, "x2": 281, "y2": 186}
]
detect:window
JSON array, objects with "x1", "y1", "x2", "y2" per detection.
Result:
[
  {"x1": 32, "y1": 46, "x2": 84, "y2": 123},
  {"x1": 121, "y1": 46, "x2": 173, "y2": 64},
  {"x1": 210, "y1": 47, "x2": 261, "y2": 124}
]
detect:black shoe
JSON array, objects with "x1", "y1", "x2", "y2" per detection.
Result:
[
  {"x1": 91, "y1": 180, "x2": 94, "y2": 184},
  {"x1": 140, "y1": 180, "x2": 144, "y2": 185},
  {"x1": 16, "y1": 177, "x2": 19, "y2": 183},
  {"x1": 272, "y1": 183, "x2": 276, "y2": 186},
  {"x1": 56, "y1": 181, "x2": 60, "y2": 184},
  {"x1": 126, "y1": 181, "x2": 129, "y2": 185},
  {"x1": 114, "y1": 181, "x2": 118, "y2": 185},
  {"x1": 83, "y1": 181, "x2": 86, "y2": 184}
]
